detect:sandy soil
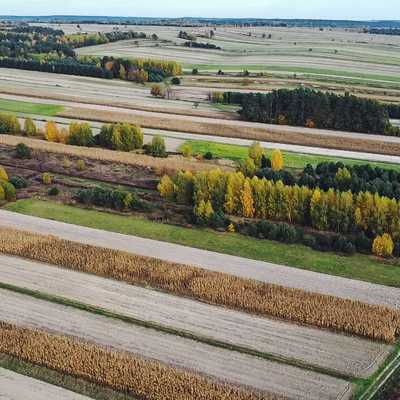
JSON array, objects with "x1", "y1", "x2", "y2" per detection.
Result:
[
  {"x1": 0, "y1": 367, "x2": 92, "y2": 400},
  {"x1": 0, "y1": 253, "x2": 391, "y2": 378},
  {"x1": 0, "y1": 210, "x2": 399, "y2": 310},
  {"x1": 0, "y1": 289, "x2": 353, "y2": 400}
]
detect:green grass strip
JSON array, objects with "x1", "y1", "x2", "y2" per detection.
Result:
[
  {"x1": 0, "y1": 98, "x2": 63, "y2": 116},
  {"x1": 180, "y1": 140, "x2": 400, "y2": 171},
  {"x1": 4, "y1": 199, "x2": 400, "y2": 287}
]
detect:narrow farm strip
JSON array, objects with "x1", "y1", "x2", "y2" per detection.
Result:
[
  {"x1": 0, "y1": 367, "x2": 93, "y2": 400},
  {"x1": 0, "y1": 253, "x2": 391, "y2": 378},
  {"x1": 1, "y1": 206, "x2": 399, "y2": 304},
  {"x1": 0, "y1": 291, "x2": 353, "y2": 400},
  {"x1": 0, "y1": 225, "x2": 398, "y2": 342}
]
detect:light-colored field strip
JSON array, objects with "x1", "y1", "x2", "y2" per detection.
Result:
[
  {"x1": 0, "y1": 210, "x2": 399, "y2": 309},
  {"x1": 0, "y1": 253, "x2": 391, "y2": 378},
  {"x1": 14, "y1": 113, "x2": 400, "y2": 163},
  {"x1": 0, "y1": 367, "x2": 92, "y2": 400},
  {"x1": 0, "y1": 289, "x2": 353, "y2": 400}
]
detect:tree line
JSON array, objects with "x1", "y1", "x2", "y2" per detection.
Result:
[
  {"x1": 219, "y1": 88, "x2": 400, "y2": 136},
  {"x1": 158, "y1": 168, "x2": 400, "y2": 253},
  {"x1": 66, "y1": 31, "x2": 147, "y2": 48}
]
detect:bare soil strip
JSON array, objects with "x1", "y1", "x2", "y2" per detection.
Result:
[
  {"x1": 0, "y1": 253, "x2": 391, "y2": 378},
  {"x1": 1, "y1": 210, "x2": 398, "y2": 310},
  {"x1": 0, "y1": 289, "x2": 353, "y2": 400},
  {"x1": 0, "y1": 367, "x2": 92, "y2": 400}
]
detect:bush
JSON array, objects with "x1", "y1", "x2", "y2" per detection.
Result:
[
  {"x1": 203, "y1": 151, "x2": 213, "y2": 160},
  {"x1": 355, "y1": 232, "x2": 372, "y2": 254},
  {"x1": 42, "y1": 173, "x2": 52, "y2": 185},
  {"x1": 181, "y1": 143, "x2": 192, "y2": 158},
  {"x1": 9, "y1": 176, "x2": 28, "y2": 189},
  {"x1": 48, "y1": 186, "x2": 60, "y2": 196},
  {"x1": 68, "y1": 123, "x2": 95, "y2": 147},
  {"x1": 372, "y1": 234, "x2": 394, "y2": 258},
  {"x1": 151, "y1": 84, "x2": 164, "y2": 98},
  {"x1": 302, "y1": 234, "x2": 316, "y2": 248},
  {"x1": 171, "y1": 77, "x2": 181, "y2": 85},
  {"x1": 23, "y1": 118, "x2": 38, "y2": 136},
  {"x1": 76, "y1": 159, "x2": 86, "y2": 171},
  {"x1": 192, "y1": 68, "x2": 199, "y2": 75},
  {"x1": 276, "y1": 223, "x2": 297, "y2": 243},
  {"x1": 0, "y1": 112, "x2": 20, "y2": 134},
  {"x1": 15, "y1": 143, "x2": 32, "y2": 159},
  {"x1": 2, "y1": 182, "x2": 16, "y2": 201},
  {"x1": 147, "y1": 136, "x2": 167, "y2": 158}
]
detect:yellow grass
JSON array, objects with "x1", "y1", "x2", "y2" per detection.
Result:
[{"x1": 0, "y1": 226, "x2": 399, "y2": 342}]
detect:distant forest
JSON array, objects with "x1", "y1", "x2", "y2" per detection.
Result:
[{"x1": 1, "y1": 16, "x2": 400, "y2": 29}]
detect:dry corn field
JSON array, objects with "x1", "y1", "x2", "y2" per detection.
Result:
[
  {"x1": 0, "y1": 322, "x2": 275, "y2": 400},
  {"x1": 0, "y1": 134, "x2": 220, "y2": 174},
  {"x1": 0, "y1": 226, "x2": 399, "y2": 342},
  {"x1": 60, "y1": 107, "x2": 400, "y2": 157}
]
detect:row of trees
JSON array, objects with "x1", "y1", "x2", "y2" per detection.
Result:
[
  {"x1": 66, "y1": 31, "x2": 147, "y2": 48},
  {"x1": 218, "y1": 88, "x2": 399, "y2": 136},
  {"x1": 159, "y1": 168, "x2": 400, "y2": 240},
  {"x1": 183, "y1": 42, "x2": 222, "y2": 50},
  {"x1": 0, "y1": 113, "x2": 168, "y2": 158}
]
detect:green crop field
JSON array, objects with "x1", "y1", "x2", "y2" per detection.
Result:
[{"x1": 0, "y1": 99, "x2": 64, "y2": 116}]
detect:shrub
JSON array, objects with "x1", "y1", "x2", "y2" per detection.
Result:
[
  {"x1": 203, "y1": 151, "x2": 213, "y2": 160},
  {"x1": 68, "y1": 123, "x2": 95, "y2": 147},
  {"x1": 9, "y1": 176, "x2": 28, "y2": 189},
  {"x1": 355, "y1": 232, "x2": 372, "y2": 254},
  {"x1": 181, "y1": 143, "x2": 192, "y2": 158},
  {"x1": 0, "y1": 186, "x2": 4, "y2": 201},
  {"x1": 76, "y1": 159, "x2": 86, "y2": 171},
  {"x1": 372, "y1": 234, "x2": 394, "y2": 258},
  {"x1": 48, "y1": 186, "x2": 60, "y2": 196},
  {"x1": 171, "y1": 77, "x2": 181, "y2": 85},
  {"x1": 23, "y1": 118, "x2": 38, "y2": 136},
  {"x1": 0, "y1": 112, "x2": 20, "y2": 134},
  {"x1": 15, "y1": 143, "x2": 32, "y2": 159},
  {"x1": 0, "y1": 167, "x2": 9, "y2": 182},
  {"x1": 147, "y1": 136, "x2": 167, "y2": 158},
  {"x1": 192, "y1": 68, "x2": 199, "y2": 75},
  {"x1": 42, "y1": 173, "x2": 52, "y2": 185},
  {"x1": 2, "y1": 182, "x2": 16, "y2": 202},
  {"x1": 62, "y1": 157, "x2": 71, "y2": 169},
  {"x1": 302, "y1": 234, "x2": 316, "y2": 248},
  {"x1": 276, "y1": 223, "x2": 297, "y2": 243},
  {"x1": 151, "y1": 84, "x2": 164, "y2": 98}
]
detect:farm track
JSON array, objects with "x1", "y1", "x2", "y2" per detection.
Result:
[
  {"x1": 0, "y1": 210, "x2": 399, "y2": 309},
  {"x1": 0, "y1": 253, "x2": 392, "y2": 378},
  {"x1": 0, "y1": 367, "x2": 92, "y2": 400},
  {"x1": 0, "y1": 289, "x2": 353, "y2": 400}
]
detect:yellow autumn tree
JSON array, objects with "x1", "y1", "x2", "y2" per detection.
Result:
[
  {"x1": 271, "y1": 149, "x2": 284, "y2": 171},
  {"x1": 157, "y1": 175, "x2": 176, "y2": 201},
  {"x1": 45, "y1": 121, "x2": 59, "y2": 142},
  {"x1": 0, "y1": 166, "x2": 8, "y2": 182},
  {"x1": 224, "y1": 172, "x2": 245, "y2": 215},
  {"x1": 372, "y1": 234, "x2": 394, "y2": 258},
  {"x1": 241, "y1": 178, "x2": 255, "y2": 218}
]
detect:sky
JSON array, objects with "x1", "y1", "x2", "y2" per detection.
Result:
[{"x1": 0, "y1": 0, "x2": 399, "y2": 20}]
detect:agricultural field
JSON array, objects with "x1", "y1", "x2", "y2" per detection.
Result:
[{"x1": 0, "y1": 17, "x2": 400, "y2": 400}]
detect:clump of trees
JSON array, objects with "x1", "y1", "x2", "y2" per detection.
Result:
[
  {"x1": 159, "y1": 167, "x2": 400, "y2": 257},
  {"x1": 218, "y1": 88, "x2": 399, "y2": 136},
  {"x1": 66, "y1": 31, "x2": 147, "y2": 48},
  {"x1": 97, "y1": 123, "x2": 143, "y2": 151},
  {"x1": 178, "y1": 31, "x2": 197, "y2": 41}
]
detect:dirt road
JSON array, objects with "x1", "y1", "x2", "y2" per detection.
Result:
[
  {"x1": 0, "y1": 254, "x2": 391, "y2": 378},
  {"x1": 0, "y1": 210, "x2": 398, "y2": 309},
  {"x1": 0, "y1": 289, "x2": 353, "y2": 400},
  {"x1": 0, "y1": 367, "x2": 92, "y2": 400}
]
